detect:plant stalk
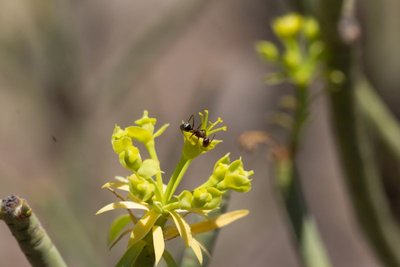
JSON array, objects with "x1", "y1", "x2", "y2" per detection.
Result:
[{"x1": 0, "y1": 195, "x2": 67, "y2": 267}]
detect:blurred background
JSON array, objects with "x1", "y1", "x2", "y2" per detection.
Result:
[{"x1": 0, "y1": 0, "x2": 399, "y2": 266}]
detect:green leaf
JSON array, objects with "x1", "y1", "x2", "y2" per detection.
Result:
[
  {"x1": 116, "y1": 240, "x2": 146, "y2": 267},
  {"x1": 108, "y1": 214, "x2": 132, "y2": 246},
  {"x1": 162, "y1": 250, "x2": 179, "y2": 267}
]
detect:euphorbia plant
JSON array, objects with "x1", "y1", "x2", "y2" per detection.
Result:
[{"x1": 97, "y1": 110, "x2": 253, "y2": 267}]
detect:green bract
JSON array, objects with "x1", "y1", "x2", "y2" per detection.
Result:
[{"x1": 97, "y1": 110, "x2": 253, "y2": 267}]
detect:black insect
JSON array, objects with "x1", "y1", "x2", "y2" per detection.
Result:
[
  {"x1": 180, "y1": 115, "x2": 194, "y2": 132},
  {"x1": 180, "y1": 114, "x2": 215, "y2": 147},
  {"x1": 201, "y1": 134, "x2": 215, "y2": 147}
]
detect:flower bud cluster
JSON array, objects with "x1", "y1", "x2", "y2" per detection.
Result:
[
  {"x1": 256, "y1": 13, "x2": 324, "y2": 87},
  {"x1": 110, "y1": 111, "x2": 168, "y2": 202},
  {"x1": 175, "y1": 154, "x2": 253, "y2": 210}
]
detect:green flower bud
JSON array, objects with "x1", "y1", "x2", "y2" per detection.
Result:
[
  {"x1": 303, "y1": 17, "x2": 319, "y2": 40},
  {"x1": 273, "y1": 13, "x2": 303, "y2": 39},
  {"x1": 177, "y1": 190, "x2": 193, "y2": 210},
  {"x1": 198, "y1": 154, "x2": 230, "y2": 188},
  {"x1": 215, "y1": 159, "x2": 253, "y2": 193},
  {"x1": 111, "y1": 125, "x2": 130, "y2": 153},
  {"x1": 283, "y1": 49, "x2": 302, "y2": 70},
  {"x1": 134, "y1": 110, "x2": 156, "y2": 134},
  {"x1": 128, "y1": 174, "x2": 155, "y2": 202},
  {"x1": 118, "y1": 146, "x2": 142, "y2": 172},
  {"x1": 256, "y1": 41, "x2": 279, "y2": 62},
  {"x1": 192, "y1": 187, "x2": 223, "y2": 210}
]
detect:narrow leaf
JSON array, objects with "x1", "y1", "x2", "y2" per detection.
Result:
[
  {"x1": 152, "y1": 225, "x2": 165, "y2": 265},
  {"x1": 109, "y1": 228, "x2": 133, "y2": 250},
  {"x1": 116, "y1": 240, "x2": 146, "y2": 267},
  {"x1": 168, "y1": 211, "x2": 193, "y2": 247},
  {"x1": 108, "y1": 214, "x2": 132, "y2": 245},
  {"x1": 128, "y1": 209, "x2": 160, "y2": 247},
  {"x1": 190, "y1": 238, "x2": 203, "y2": 265},
  {"x1": 96, "y1": 201, "x2": 149, "y2": 215},
  {"x1": 164, "y1": 209, "x2": 249, "y2": 240},
  {"x1": 102, "y1": 181, "x2": 129, "y2": 191}
]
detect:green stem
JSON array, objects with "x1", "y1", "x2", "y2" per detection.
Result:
[
  {"x1": 146, "y1": 141, "x2": 164, "y2": 201},
  {"x1": 277, "y1": 81, "x2": 331, "y2": 267},
  {"x1": 290, "y1": 84, "x2": 309, "y2": 155},
  {"x1": 317, "y1": 1, "x2": 400, "y2": 265},
  {"x1": 0, "y1": 196, "x2": 67, "y2": 267},
  {"x1": 163, "y1": 156, "x2": 192, "y2": 203},
  {"x1": 276, "y1": 158, "x2": 331, "y2": 267},
  {"x1": 355, "y1": 76, "x2": 400, "y2": 166}
]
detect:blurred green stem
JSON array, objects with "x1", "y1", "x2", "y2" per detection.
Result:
[
  {"x1": 0, "y1": 196, "x2": 67, "y2": 267},
  {"x1": 290, "y1": 84, "x2": 309, "y2": 155},
  {"x1": 317, "y1": 0, "x2": 400, "y2": 265},
  {"x1": 275, "y1": 158, "x2": 331, "y2": 267},
  {"x1": 275, "y1": 80, "x2": 331, "y2": 267},
  {"x1": 355, "y1": 77, "x2": 400, "y2": 167}
]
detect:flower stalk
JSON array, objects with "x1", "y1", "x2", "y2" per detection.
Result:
[{"x1": 256, "y1": 13, "x2": 331, "y2": 267}]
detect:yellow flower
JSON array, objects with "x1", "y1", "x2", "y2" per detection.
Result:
[{"x1": 97, "y1": 111, "x2": 252, "y2": 266}]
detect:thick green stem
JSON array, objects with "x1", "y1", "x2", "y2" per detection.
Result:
[
  {"x1": 163, "y1": 156, "x2": 192, "y2": 203},
  {"x1": 275, "y1": 79, "x2": 331, "y2": 267},
  {"x1": 275, "y1": 158, "x2": 331, "y2": 267},
  {"x1": 317, "y1": 1, "x2": 400, "y2": 265},
  {"x1": 0, "y1": 196, "x2": 67, "y2": 267}
]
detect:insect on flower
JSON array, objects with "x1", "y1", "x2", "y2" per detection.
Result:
[
  {"x1": 180, "y1": 114, "x2": 194, "y2": 132},
  {"x1": 180, "y1": 114, "x2": 215, "y2": 147}
]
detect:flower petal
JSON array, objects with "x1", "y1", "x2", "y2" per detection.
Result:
[
  {"x1": 152, "y1": 225, "x2": 165, "y2": 265},
  {"x1": 96, "y1": 201, "x2": 149, "y2": 215}
]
